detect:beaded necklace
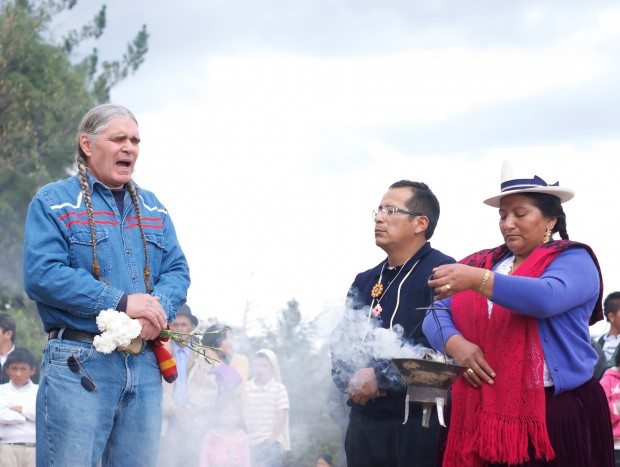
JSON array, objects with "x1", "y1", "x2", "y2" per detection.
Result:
[{"x1": 366, "y1": 256, "x2": 420, "y2": 330}]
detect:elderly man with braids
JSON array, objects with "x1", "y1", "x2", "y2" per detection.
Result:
[{"x1": 23, "y1": 103, "x2": 190, "y2": 466}]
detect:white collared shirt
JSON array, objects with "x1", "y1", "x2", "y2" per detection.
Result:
[
  {"x1": 602, "y1": 334, "x2": 620, "y2": 363},
  {"x1": 0, "y1": 380, "x2": 38, "y2": 444}
]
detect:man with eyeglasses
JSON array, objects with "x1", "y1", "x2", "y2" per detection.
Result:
[{"x1": 330, "y1": 180, "x2": 455, "y2": 467}]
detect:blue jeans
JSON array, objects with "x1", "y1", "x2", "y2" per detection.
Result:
[{"x1": 37, "y1": 338, "x2": 163, "y2": 466}]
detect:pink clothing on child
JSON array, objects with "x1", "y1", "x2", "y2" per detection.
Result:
[
  {"x1": 200, "y1": 428, "x2": 251, "y2": 467},
  {"x1": 600, "y1": 366, "x2": 620, "y2": 449}
]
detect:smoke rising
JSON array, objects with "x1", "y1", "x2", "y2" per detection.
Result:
[{"x1": 331, "y1": 299, "x2": 446, "y2": 370}]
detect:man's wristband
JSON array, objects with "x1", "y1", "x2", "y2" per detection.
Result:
[{"x1": 479, "y1": 269, "x2": 491, "y2": 294}]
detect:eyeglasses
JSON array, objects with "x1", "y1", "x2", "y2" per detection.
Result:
[
  {"x1": 67, "y1": 355, "x2": 97, "y2": 392},
  {"x1": 372, "y1": 207, "x2": 425, "y2": 219}
]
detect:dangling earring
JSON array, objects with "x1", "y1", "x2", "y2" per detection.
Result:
[{"x1": 543, "y1": 229, "x2": 551, "y2": 243}]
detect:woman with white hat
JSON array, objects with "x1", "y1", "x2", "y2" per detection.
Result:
[{"x1": 422, "y1": 161, "x2": 614, "y2": 466}]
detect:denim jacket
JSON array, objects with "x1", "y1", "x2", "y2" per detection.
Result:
[{"x1": 23, "y1": 173, "x2": 191, "y2": 333}]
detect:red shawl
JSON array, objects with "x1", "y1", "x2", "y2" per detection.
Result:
[{"x1": 443, "y1": 241, "x2": 603, "y2": 466}]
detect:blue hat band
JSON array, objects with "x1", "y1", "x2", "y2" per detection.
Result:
[{"x1": 501, "y1": 175, "x2": 559, "y2": 193}]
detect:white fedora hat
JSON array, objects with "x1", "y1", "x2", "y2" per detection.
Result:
[{"x1": 483, "y1": 160, "x2": 575, "y2": 207}]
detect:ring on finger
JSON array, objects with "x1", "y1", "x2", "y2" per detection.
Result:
[
  {"x1": 446, "y1": 284, "x2": 451, "y2": 291},
  {"x1": 466, "y1": 368, "x2": 475, "y2": 376}
]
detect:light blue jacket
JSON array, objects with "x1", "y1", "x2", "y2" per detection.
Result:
[
  {"x1": 423, "y1": 248, "x2": 599, "y2": 395},
  {"x1": 23, "y1": 173, "x2": 190, "y2": 333}
]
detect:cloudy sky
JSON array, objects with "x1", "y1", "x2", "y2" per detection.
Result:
[{"x1": 51, "y1": 1, "x2": 620, "y2": 332}]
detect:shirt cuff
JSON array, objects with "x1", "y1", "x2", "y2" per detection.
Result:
[{"x1": 116, "y1": 294, "x2": 128, "y2": 312}]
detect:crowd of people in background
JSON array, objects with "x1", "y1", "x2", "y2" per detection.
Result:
[
  {"x1": 597, "y1": 293, "x2": 620, "y2": 465},
  {"x1": 0, "y1": 304, "x2": 297, "y2": 467},
  {"x1": 0, "y1": 315, "x2": 38, "y2": 467},
  {"x1": 159, "y1": 304, "x2": 291, "y2": 467},
  {"x1": 0, "y1": 301, "x2": 312, "y2": 467}
]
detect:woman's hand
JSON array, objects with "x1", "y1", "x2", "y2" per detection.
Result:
[
  {"x1": 429, "y1": 264, "x2": 492, "y2": 300},
  {"x1": 446, "y1": 334, "x2": 496, "y2": 387}
]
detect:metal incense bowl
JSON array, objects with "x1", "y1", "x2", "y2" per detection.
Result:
[{"x1": 391, "y1": 357, "x2": 467, "y2": 428}]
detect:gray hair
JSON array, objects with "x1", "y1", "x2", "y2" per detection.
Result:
[
  {"x1": 75, "y1": 104, "x2": 152, "y2": 292},
  {"x1": 76, "y1": 103, "x2": 138, "y2": 163}
]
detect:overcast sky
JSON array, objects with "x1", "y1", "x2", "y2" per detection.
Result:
[{"x1": 51, "y1": 1, "x2": 620, "y2": 333}]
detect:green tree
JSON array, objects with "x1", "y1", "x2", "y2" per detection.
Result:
[
  {"x1": 0, "y1": 0, "x2": 148, "y2": 354},
  {"x1": 249, "y1": 299, "x2": 342, "y2": 466},
  {"x1": 0, "y1": 290, "x2": 45, "y2": 359}
]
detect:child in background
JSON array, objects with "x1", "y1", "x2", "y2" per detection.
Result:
[
  {"x1": 202, "y1": 325, "x2": 244, "y2": 396},
  {"x1": 601, "y1": 349, "x2": 620, "y2": 467},
  {"x1": 316, "y1": 453, "x2": 334, "y2": 466},
  {"x1": 200, "y1": 396, "x2": 250, "y2": 467},
  {"x1": 0, "y1": 348, "x2": 39, "y2": 467},
  {"x1": 243, "y1": 349, "x2": 290, "y2": 467},
  {"x1": 202, "y1": 323, "x2": 249, "y2": 396},
  {"x1": 217, "y1": 325, "x2": 249, "y2": 394}
]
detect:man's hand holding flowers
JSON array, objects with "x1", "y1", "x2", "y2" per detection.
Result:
[
  {"x1": 125, "y1": 294, "x2": 167, "y2": 340},
  {"x1": 94, "y1": 309, "x2": 223, "y2": 363}
]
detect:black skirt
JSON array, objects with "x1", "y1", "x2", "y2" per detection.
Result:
[{"x1": 437, "y1": 377, "x2": 615, "y2": 466}]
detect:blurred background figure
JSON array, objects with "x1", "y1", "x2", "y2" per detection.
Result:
[
  {"x1": 326, "y1": 382, "x2": 349, "y2": 467},
  {"x1": 0, "y1": 314, "x2": 17, "y2": 384},
  {"x1": 243, "y1": 349, "x2": 290, "y2": 467},
  {"x1": 600, "y1": 350, "x2": 620, "y2": 466},
  {"x1": 593, "y1": 336, "x2": 610, "y2": 380},
  {"x1": 204, "y1": 323, "x2": 249, "y2": 395},
  {"x1": 200, "y1": 396, "x2": 250, "y2": 467},
  {"x1": 316, "y1": 453, "x2": 334, "y2": 467},
  {"x1": 169, "y1": 304, "x2": 199, "y2": 407},
  {"x1": 202, "y1": 325, "x2": 244, "y2": 397},
  {"x1": 221, "y1": 326, "x2": 250, "y2": 394},
  {"x1": 594, "y1": 292, "x2": 620, "y2": 378},
  {"x1": 0, "y1": 348, "x2": 38, "y2": 467},
  {"x1": 160, "y1": 304, "x2": 219, "y2": 467}
]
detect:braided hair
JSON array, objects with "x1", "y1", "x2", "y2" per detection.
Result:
[{"x1": 76, "y1": 104, "x2": 153, "y2": 292}]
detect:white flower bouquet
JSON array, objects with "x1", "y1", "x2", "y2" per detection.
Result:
[{"x1": 93, "y1": 309, "x2": 222, "y2": 365}]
